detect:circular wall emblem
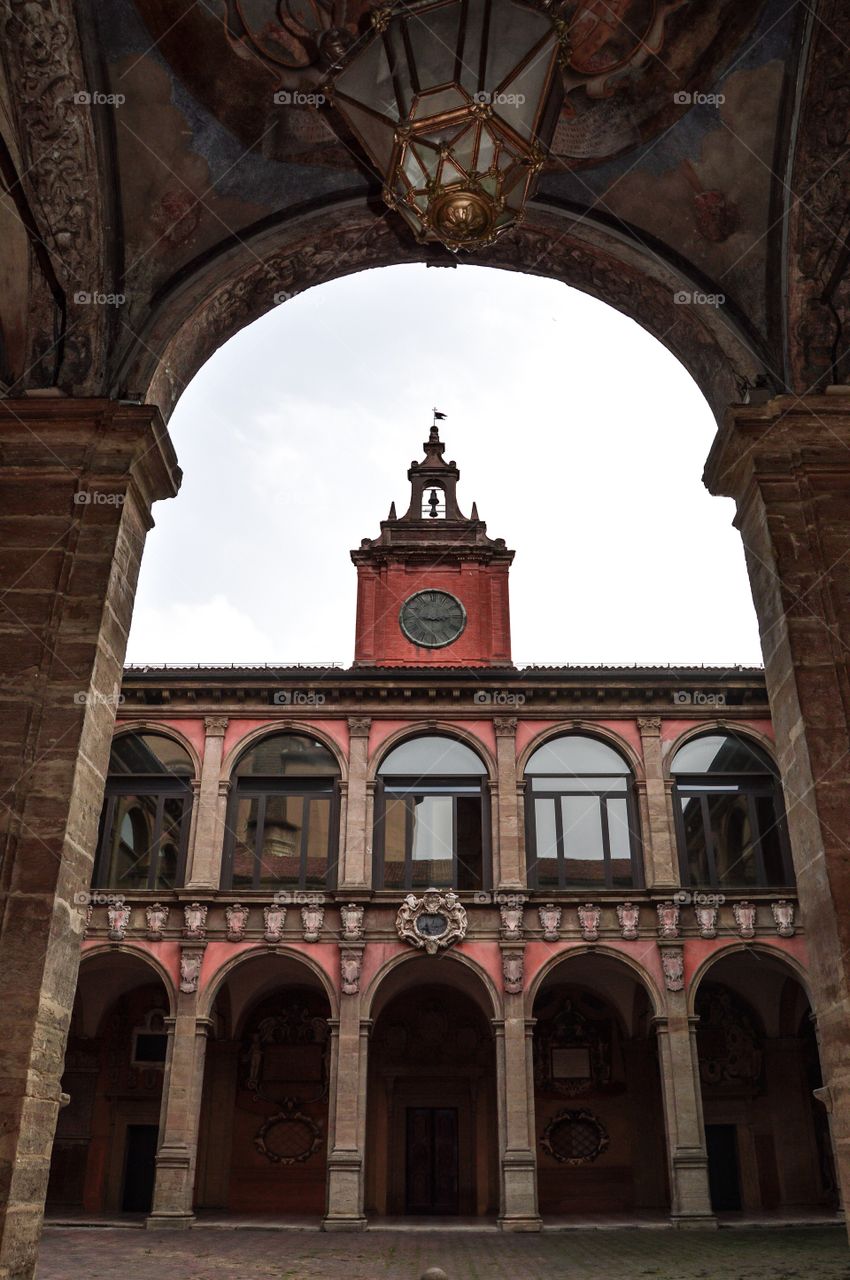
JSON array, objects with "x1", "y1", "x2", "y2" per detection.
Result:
[
  {"x1": 415, "y1": 912, "x2": 449, "y2": 940},
  {"x1": 540, "y1": 1108, "x2": 609, "y2": 1166},
  {"x1": 399, "y1": 590, "x2": 466, "y2": 649}
]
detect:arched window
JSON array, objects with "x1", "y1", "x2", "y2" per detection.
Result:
[
  {"x1": 671, "y1": 732, "x2": 793, "y2": 889},
  {"x1": 525, "y1": 735, "x2": 642, "y2": 890},
  {"x1": 374, "y1": 735, "x2": 489, "y2": 891},
  {"x1": 93, "y1": 732, "x2": 194, "y2": 892},
  {"x1": 421, "y1": 484, "x2": 446, "y2": 518},
  {"x1": 222, "y1": 733, "x2": 340, "y2": 891}
]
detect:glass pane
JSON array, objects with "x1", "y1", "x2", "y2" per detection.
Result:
[
  {"x1": 156, "y1": 795, "x2": 186, "y2": 890},
  {"x1": 305, "y1": 796, "x2": 331, "y2": 887},
  {"x1": 680, "y1": 794, "x2": 709, "y2": 883},
  {"x1": 382, "y1": 795, "x2": 408, "y2": 890},
  {"x1": 756, "y1": 794, "x2": 790, "y2": 885},
  {"x1": 411, "y1": 794, "x2": 454, "y2": 889},
  {"x1": 561, "y1": 794, "x2": 605, "y2": 886},
  {"x1": 606, "y1": 797, "x2": 634, "y2": 887},
  {"x1": 379, "y1": 735, "x2": 486, "y2": 776},
  {"x1": 526, "y1": 736, "x2": 630, "y2": 775},
  {"x1": 707, "y1": 793, "x2": 757, "y2": 887},
  {"x1": 456, "y1": 795, "x2": 483, "y2": 890},
  {"x1": 532, "y1": 797, "x2": 559, "y2": 887},
  {"x1": 335, "y1": 34, "x2": 398, "y2": 116},
  {"x1": 236, "y1": 734, "x2": 338, "y2": 778},
  {"x1": 110, "y1": 732, "x2": 193, "y2": 777},
  {"x1": 102, "y1": 795, "x2": 156, "y2": 890},
  {"x1": 531, "y1": 776, "x2": 627, "y2": 794},
  {"x1": 672, "y1": 732, "x2": 775, "y2": 776},
  {"x1": 403, "y1": 3, "x2": 461, "y2": 91},
  {"x1": 230, "y1": 796, "x2": 258, "y2": 888},
  {"x1": 258, "y1": 794, "x2": 304, "y2": 885}
]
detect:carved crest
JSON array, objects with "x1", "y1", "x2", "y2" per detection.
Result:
[
  {"x1": 578, "y1": 903, "x2": 600, "y2": 942},
  {"x1": 502, "y1": 951, "x2": 524, "y2": 994},
  {"x1": 660, "y1": 946, "x2": 684, "y2": 992},
  {"x1": 656, "y1": 901, "x2": 680, "y2": 940},
  {"x1": 179, "y1": 949, "x2": 203, "y2": 994},
  {"x1": 107, "y1": 903, "x2": 131, "y2": 941},
  {"x1": 771, "y1": 899, "x2": 795, "y2": 938},
  {"x1": 695, "y1": 904, "x2": 718, "y2": 939},
  {"x1": 733, "y1": 901, "x2": 756, "y2": 939},
  {"x1": 396, "y1": 889, "x2": 467, "y2": 955},
  {"x1": 340, "y1": 903, "x2": 364, "y2": 941},
  {"x1": 500, "y1": 902, "x2": 525, "y2": 941},
  {"x1": 226, "y1": 903, "x2": 250, "y2": 942},
  {"x1": 264, "y1": 903, "x2": 286, "y2": 943},
  {"x1": 145, "y1": 903, "x2": 169, "y2": 941},
  {"x1": 301, "y1": 903, "x2": 325, "y2": 942},
  {"x1": 340, "y1": 948, "x2": 362, "y2": 995},
  {"x1": 183, "y1": 902, "x2": 208, "y2": 940},
  {"x1": 617, "y1": 901, "x2": 640, "y2": 940},
  {"x1": 538, "y1": 903, "x2": 562, "y2": 942}
]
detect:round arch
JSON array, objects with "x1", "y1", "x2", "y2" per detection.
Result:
[
  {"x1": 198, "y1": 944, "x2": 340, "y2": 1024},
  {"x1": 116, "y1": 199, "x2": 764, "y2": 424},
  {"x1": 362, "y1": 948, "x2": 502, "y2": 1024},
  {"x1": 517, "y1": 722, "x2": 645, "y2": 781},
  {"x1": 78, "y1": 943, "x2": 177, "y2": 1018},
  {"x1": 526, "y1": 943, "x2": 664, "y2": 1021},
  {"x1": 687, "y1": 941, "x2": 814, "y2": 1017},
  {"x1": 368, "y1": 722, "x2": 496, "y2": 785},
  {"x1": 109, "y1": 722, "x2": 201, "y2": 780},
  {"x1": 662, "y1": 721, "x2": 779, "y2": 780},
  {"x1": 219, "y1": 721, "x2": 348, "y2": 783}
]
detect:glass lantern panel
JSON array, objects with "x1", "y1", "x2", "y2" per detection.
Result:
[
  {"x1": 337, "y1": 100, "x2": 397, "y2": 172},
  {"x1": 403, "y1": 142, "x2": 429, "y2": 186},
  {"x1": 402, "y1": 2, "x2": 463, "y2": 92},
  {"x1": 495, "y1": 40, "x2": 557, "y2": 141},
  {"x1": 448, "y1": 123, "x2": 477, "y2": 171},
  {"x1": 476, "y1": 125, "x2": 495, "y2": 171},
  {"x1": 335, "y1": 37, "x2": 398, "y2": 116},
  {"x1": 483, "y1": 0, "x2": 554, "y2": 91},
  {"x1": 382, "y1": 25, "x2": 416, "y2": 117},
  {"x1": 411, "y1": 85, "x2": 468, "y2": 121}
]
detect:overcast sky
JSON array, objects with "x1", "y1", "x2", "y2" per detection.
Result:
[{"x1": 126, "y1": 264, "x2": 762, "y2": 668}]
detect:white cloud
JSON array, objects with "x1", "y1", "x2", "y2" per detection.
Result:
[{"x1": 126, "y1": 595, "x2": 277, "y2": 665}]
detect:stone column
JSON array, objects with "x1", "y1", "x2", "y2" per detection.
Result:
[
  {"x1": 339, "y1": 718, "x2": 371, "y2": 889},
  {"x1": 147, "y1": 957, "x2": 210, "y2": 1228},
  {"x1": 0, "y1": 399, "x2": 179, "y2": 1280},
  {"x1": 495, "y1": 718, "x2": 523, "y2": 889},
  {"x1": 323, "y1": 950, "x2": 368, "y2": 1230},
  {"x1": 654, "y1": 1001, "x2": 715, "y2": 1225},
  {"x1": 495, "y1": 975, "x2": 541, "y2": 1231},
  {"x1": 704, "y1": 391, "x2": 850, "y2": 1219},
  {"x1": 637, "y1": 716, "x2": 679, "y2": 888},
  {"x1": 186, "y1": 716, "x2": 229, "y2": 889}
]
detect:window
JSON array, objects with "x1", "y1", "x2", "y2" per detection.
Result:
[
  {"x1": 671, "y1": 732, "x2": 793, "y2": 889},
  {"x1": 525, "y1": 735, "x2": 642, "y2": 890},
  {"x1": 93, "y1": 732, "x2": 194, "y2": 892},
  {"x1": 222, "y1": 734, "x2": 340, "y2": 891},
  {"x1": 374, "y1": 735, "x2": 489, "y2": 890}
]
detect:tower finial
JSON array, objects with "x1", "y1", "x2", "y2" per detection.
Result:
[{"x1": 431, "y1": 406, "x2": 447, "y2": 442}]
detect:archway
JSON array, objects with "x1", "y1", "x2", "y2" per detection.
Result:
[
  {"x1": 366, "y1": 955, "x2": 499, "y2": 1219},
  {"x1": 692, "y1": 949, "x2": 837, "y2": 1216},
  {"x1": 45, "y1": 951, "x2": 172, "y2": 1217},
  {"x1": 531, "y1": 952, "x2": 668, "y2": 1220},
  {"x1": 195, "y1": 953, "x2": 333, "y2": 1219}
]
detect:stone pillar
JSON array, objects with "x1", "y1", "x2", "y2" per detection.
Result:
[
  {"x1": 186, "y1": 716, "x2": 229, "y2": 889},
  {"x1": 704, "y1": 391, "x2": 850, "y2": 1219},
  {"x1": 637, "y1": 716, "x2": 679, "y2": 888},
  {"x1": 654, "y1": 1002, "x2": 715, "y2": 1225},
  {"x1": 0, "y1": 399, "x2": 179, "y2": 1280},
  {"x1": 147, "y1": 964, "x2": 210, "y2": 1228},
  {"x1": 495, "y1": 979, "x2": 541, "y2": 1231},
  {"x1": 323, "y1": 953, "x2": 368, "y2": 1230},
  {"x1": 339, "y1": 718, "x2": 371, "y2": 889},
  {"x1": 495, "y1": 718, "x2": 523, "y2": 889}
]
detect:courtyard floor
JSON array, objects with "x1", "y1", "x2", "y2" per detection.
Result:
[{"x1": 36, "y1": 1224, "x2": 850, "y2": 1280}]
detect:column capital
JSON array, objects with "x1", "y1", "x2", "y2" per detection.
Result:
[
  {"x1": 348, "y1": 716, "x2": 372, "y2": 737},
  {"x1": 638, "y1": 716, "x2": 662, "y2": 735},
  {"x1": 494, "y1": 717, "x2": 518, "y2": 736},
  {"x1": 204, "y1": 716, "x2": 228, "y2": 737}
]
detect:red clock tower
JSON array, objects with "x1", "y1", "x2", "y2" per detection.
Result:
[{"x1": 351, "y1": 423, "x2": 514, "y2": 666}]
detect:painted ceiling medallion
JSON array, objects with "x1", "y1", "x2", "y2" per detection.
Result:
[{"x1": 396, "y1": 889, "x2": 468, "y2": 955}]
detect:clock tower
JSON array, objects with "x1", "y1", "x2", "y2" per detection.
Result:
[{"x1": 351, "y1": 423, "x2": 514, "y2": 666}]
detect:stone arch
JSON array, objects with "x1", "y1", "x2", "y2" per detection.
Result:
[
  {"x1": 77, "y1": 944, "x2": 177, "y2": 1026},
  {"x1": 526, "y1": 944, "x2": 664, "y2": 1021},
  {"x1": 662, "y1": 721, "x2": 779, "y2": 779},
  {"x1": 220, "y1": 721, "x2": 348, "y2": 783},
  {"x1": 368, "y1": 721, "x2": 497, "y2": 785},
  {"x1": 114, "y1": 198, "x2": 764, "y2": 424},
  {"x1": 687, "y1": 941, "x2": 814, "y2": 1017},
  {"x1": 363, "y1": 948, "x2": 502, "y2": 1025},
  {"x1": 198, "y1": 945, "x2": 339, "y2": 1027},
  {"x1": 517, "y1": 722, "x2": 645, "y2": 782},
  {"x1": 110, "y1": 721, "x2": 202, "y2": 780}
]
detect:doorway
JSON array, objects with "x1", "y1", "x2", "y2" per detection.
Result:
[
  {"x1": 705, "y1": 1124, "x2": 741, "y2": 1211},
  {"x1": 405, "y1": 1107, "x2": 459, "y2": 1214},
  {"x1": 121, "y1": 1125, "x2": 159, "y2": 1212}
]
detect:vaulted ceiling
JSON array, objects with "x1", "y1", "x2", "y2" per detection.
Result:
[{"x1": 0, "y1": 0, "x2": 846, "y2": 420}]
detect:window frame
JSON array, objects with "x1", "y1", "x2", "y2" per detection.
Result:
[
  {"x1": 672, "y1": 752, "x2": 794, "y2": 890},
  {"x1": 373, "y1": 773, "x2": 492, "y2": 892},
  {"x1": 93, "y1": 776, "x2": 194, "y2": 892},
  {"x1": 524, "y1": 768, "x2": 644, "y2": 891},
  {"x1": 221, "y1": 773, "x2": 341, "y2": 892}
]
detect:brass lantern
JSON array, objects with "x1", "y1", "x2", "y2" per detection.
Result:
[{"x1": 330, "y1": 0, "x2": 564, "y2": 251}]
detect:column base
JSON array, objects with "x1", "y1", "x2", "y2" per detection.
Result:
[
  {"x1": 322, "y1": 1215, "x2": 368, "y2": 1232},
  {"x1": 498, "y1": 1215, "x2": 543, "y2": 1232},
  {"x1": 146, "y1": 1213, "x2": 196, "y2": 1230},
  {"x1": 669, "y1": 1213, "x2": 718, "y2": 1229}
]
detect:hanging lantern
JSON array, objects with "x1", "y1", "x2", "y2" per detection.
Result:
[{"x1": 329, "y1": 0, "x2": 564, "y2": 251}]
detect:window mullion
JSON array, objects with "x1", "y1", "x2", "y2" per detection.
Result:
[
  {"x1": 599, "y1": 795, "x2": 613, "y2": 890},
  {"x1": 555, "y1": 794, "x2": 566, "y2": 890},
  {"x1": 702, "y1": 793, "x2": 719, "y2": 887},
  {"x1": 253, "y1": 793, "x2": 267, "y2": 890},
  {"x1": 748, "y1": 788, "x2": 767, "y2": 886},
  {"x1": 149, "y1": 793, "x2": 166, "y2": 891},
  {"x1": 300, "y1": 791, "x2": 310, "y2": 890}
]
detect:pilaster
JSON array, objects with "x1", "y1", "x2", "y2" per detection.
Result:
[
  {"x1": 654, "y1": 1004, "x2": 715, "y2": 1227},
  {"x1": 186, "y1": 716, "x2": 229, "y2": 889}
]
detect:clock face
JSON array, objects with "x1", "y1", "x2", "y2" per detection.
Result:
[{"x1": 399, "y1": 590, "x2": 467, "y2": 649}]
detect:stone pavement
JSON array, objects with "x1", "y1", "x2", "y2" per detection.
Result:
[{"x1": 36, "y1": 1226, "x2": 850, "y2": 1280}]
